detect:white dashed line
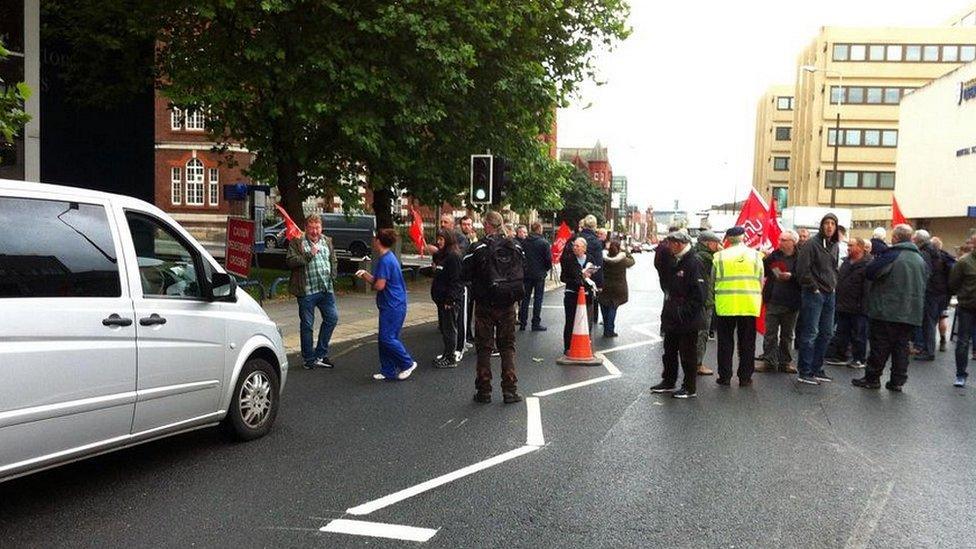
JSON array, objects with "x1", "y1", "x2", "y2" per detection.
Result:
[{"x1": 320, "y1": 519, "x2": 439, "y2": 542}]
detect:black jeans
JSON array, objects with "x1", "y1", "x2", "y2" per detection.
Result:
[
  {"x1": 519, "y1": 277, "x2": 546, "y2": 327},
  {"x1": 465, "y1": 284, "x2": 475, "y2": 341},
  {"x1": 662, "y1": 330, "x2": 698, "y2": 392},
  {"x1": 563, "y1": 289, "x2": 594, "y2": 354},
  {"x1": 475, "y1": 302, "x2": 517, "y2": 394},
  {"x1": 436, "y1": 302, "x2": 460, "y2": 358},
  {"x1": 716, "y1": 315, "x2": 757, "y2": 381},
  {"x1": 829, "y1": 311, "x2": 868, "y2": 362},
  {"x1": 865, "y1": 319, "x2": 914, "y2": 386},
  {"x1": 954, "y1": 307, "x2": 975, "y2": 378}
]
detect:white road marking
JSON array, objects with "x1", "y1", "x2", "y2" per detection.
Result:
[
  {"x1": 438, "y1": 419, "x2": 454, "y2": 429},
  {"x1": 345, "y1": 446, "x2": 539, "y2": 516},
  {"x1": 632, "y1": 323, "x2": 663, "y2": 340},
  {"x1": 844, "y1": 480, "x2": 895, "y2": 549},
  {"x1": 321, "y1": 519, "x2": 439, "y2": 542},
  {"x1": 525, "y1": 397, "x2": 544, "y2": 447},
  {"x1": 599, "y1": 339, "x2": 658, "y2": 354},
  {"x1": 532, "y1": 374, "x2": 621, "y2": 397},
  {"x1": 598, "y1": 353, "x2": 621, "y2": 376},
  {"x1": 455, "y1": 418, "x2": 468, "y2": 428}
]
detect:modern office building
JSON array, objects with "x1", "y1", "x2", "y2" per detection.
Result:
[
  {"x1": 752, "y1": 84, "x2": 795, "y2": 208},
  {"x1": 948, "y1": 3, "x2": 976, "y2": 27},
  {"x1": 789, "y1": 26, "x2": 976, "y2": 209}
]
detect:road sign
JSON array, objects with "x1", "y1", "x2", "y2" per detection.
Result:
[{"x1": 225, "y1": 217, "x2": 254, "y2": 277}]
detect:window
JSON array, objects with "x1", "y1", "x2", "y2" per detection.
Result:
[
  {"x1": 845, "y1": 129, "x2": 861, "y2": 146},
  {"x1": 943, "y1": 45, "x2": 959, "y2": 62},
  {"x1": 827, "y1": 128, "x2": 838, "y2": 146},
  {"x1": 830, "y1": 86, "x2": 844, "y2": 104},
  {"x1": 905, "y1": 45, "x2": 922, "y2": 61},
  {"x1": 883, "y1": 88, "x2": 901, "y2": 104},
  {"x1": 962, "y1": 46, "x2": 976, "y2": 62},
  {"x1": 881, "y1": 130, "x2": 898, "y2": 147},
  {"x1": 847, "y1": 87, "x2": 864, "y2": 103},
  {"x1": 208, "y1": 168, "x2": 219, "y2": 206},
  {"x1": 863, "y1": 130, "x2": 880, "y2": 147},
  {"x1": 879, "y1": 172, "x2": 895, "y2": 189},
  {"x1": 886, "y1": 45, "x2": 903, "y2": 61},
  {"x1": 775, "y1": 127, "x2": 791, "y2": 141},
  {"x1": 825, "y1": 170, "x2": 895, "y2": 189},
  {"x1": 869, "y1": 44, "x2": 885, "y2": 61},
  {"x1": 0, "y1": 198, "x2": 121, "y2": 298},
  {"x1": 842, "y1": 172, "x2": 859, "y2": 188},
  {"x1": 171, "y1": 167, "x2": 182, "y2": 205},
  {"x1": 776, "y1": 96, "x2": 793, "y2": 110},
  {"x1": 923, "y1": 45, "x2": 940, "y2": 62},
  {"x1": 833, "y1": 44, "x2": 849, "y2": 61},
  {"x1": 185, "y1": 158, "x2": 205, "y2": 206},
  {"x1": 185, "y1": 110, "x2": 205, "y2": 131},
  {"x1": 850, "y1": 44, "x2": 866, "y2": 61},
  {"x1": 773, "y1": 157, "x2": 789, "y2": 171},
  {"x1": 866, "y1": 87, "x2": 883, "y2": 104},
  {"x1": 170, "y1": 107, "x2": 182, "y2": 130},
  {"x1": 772, "y1": 187, "x2": 789, "y2": 209},
  {"x1": 861, "y1": 172, "x2": 878, "y2": 188},
  {"x1": 125, "y1": 212, "x2": 204, "y2": 299}
]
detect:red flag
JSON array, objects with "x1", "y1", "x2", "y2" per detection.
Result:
[
  {"x1": 551, "y1": 221, "x2": 572, "y2": 265},
  {"x1": 892, "y1": 196, "x2": 907, "y2": 227},
  {"x1": 274, "y1": 203, "x2": 304, "y2": 241},
  {"x1": 755, "y1": 198, "x2": 783, "y2": 335},
  {"x1": 408, "y1": 206, "x2": 426, "y2": 255},
  {"x1": 733, "y1": 189, "x2": 772, "y2": 250}
]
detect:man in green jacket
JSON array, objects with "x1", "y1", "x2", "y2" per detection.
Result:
[
  {"x1": 287, "y1": 214, "x2": 339, "y2": 370},
  {"x1": 853, "y1": 224, "x2": 928, "y2": 392},
  {"x1": 948, "y1": 232, "x2": 976, "y2": 387},
  {"x1": 694, "y1": 231, "x2": 722, "y2": 376}
]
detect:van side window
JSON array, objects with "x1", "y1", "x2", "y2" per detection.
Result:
[
  {"x1": 124, "y1": 212, "x2": 202, "y2": 299},
  {"x1": 0, "y1": 197, "x2": 121, "y2": 298}
]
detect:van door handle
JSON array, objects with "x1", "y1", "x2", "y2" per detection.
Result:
[
  {"x1": 102, "y1": 314, "x2": 133, "y2": 327},
  {"x1": 139, "y1": 314, "x2": 167, "y2": 326}
]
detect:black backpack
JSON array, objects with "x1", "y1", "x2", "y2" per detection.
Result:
[{"x1": 485, "y1": 236, "x2": 525, "y2": 305}]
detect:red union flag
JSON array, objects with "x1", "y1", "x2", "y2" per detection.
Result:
[
  {"x1": 734, "y1": 189, "x2": 779, "y2": 253},
  {"x1": 408, "y1": 206, "x2": 426, "y2": 255},
  {"x1": 551, "y1": 221, "x2": 572, "y2": 265}
]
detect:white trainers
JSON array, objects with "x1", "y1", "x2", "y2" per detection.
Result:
[
  {"x1": 372, "y1": 373, "x2": 388, "y2": 381},
  {"x1": 454, "y1": 350, "x2": 464, "y2": 363},
  {"x1": 397, "y1": 362, "x2": 418, "y2": 380}
]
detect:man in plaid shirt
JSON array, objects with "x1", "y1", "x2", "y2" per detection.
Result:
[{"x1": 287, "y1": 214, "x2": 339, "y2": 369}]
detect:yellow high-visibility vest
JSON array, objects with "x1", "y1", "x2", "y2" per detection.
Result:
[{"x1": 712, "y1": 244, "x2": 763, "y2": 317}]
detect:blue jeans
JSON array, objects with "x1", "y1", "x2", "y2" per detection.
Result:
[
  {"x1": 298, "y1": 291, "x2": 339, "y2": 364},
  {"x1": 600, "y1": 303, "x2": 619, "y2": 336},
  {"x1": 914, "y1": 294, "x2": 945, "y2": 357},
  {"x1": 830, "y1": 311, "x2": 868, "y2": 363},
  {"x1": 956, "y1": 307, "x2": 975, "y2": 378},
  {"x1": 797, "y1": 289, "x2": 835, "y2": 377},
  {"x1": 378, "y1": 305, "x2": 414, "y2": 378},
  {"x1": 519, "y1": 277, "x2": 546, "y2": 327}
]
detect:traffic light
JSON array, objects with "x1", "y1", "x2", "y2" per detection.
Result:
[
  {"x1": 491, "y1": 156, "x2": 511, "y2": 205},
  {"x1": 470, "y1": 154, "x2": 493, "y2": 204}
]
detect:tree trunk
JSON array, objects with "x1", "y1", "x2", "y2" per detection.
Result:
[
  {"x1": 276, "y1": 157, "x2": 304, "y2": 224},
  {"x1": 372, "y1": 187, "x2": 395, "y2": 229}
]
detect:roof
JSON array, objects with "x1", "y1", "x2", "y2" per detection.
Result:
[{"x1": 558, "y1": 140, "x2": 609, "y2": 164}]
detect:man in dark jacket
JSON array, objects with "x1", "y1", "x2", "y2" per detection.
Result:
[
  {"x1": 694, "y1": 231, "x2": 722, "y2": 376},
  {"x1": 519, "y1": 222, "x2": 552, "y2": 331},
  {"x1": 650, "y1": 232, "x2": 705, "y2": 399},
  {"x1": 794, "y1": 213, "x2": 840, "y2": 385},
  {"x1": 949, "y1": 233, "x2": 976, "y2": 387},
  {"x1": 579, "y1": 214, "x2": 605, "y2": 288},
  {"x1": 758, "y1": 229, "x2": 801, "y2": 374},
  {"x1": 853, "y1": 224, "x2": 928, "y2": 391},
  {"x1": 653, "y1": 225, "x2": 681, "y2": 292},
  {"x1": 870, "y1": 227, "x2": 888, "y2": 255},
  {"x1": 825, "y1": 237, "x2": 872, "y2": 368},
  {"x1": 560, "y1": 237, "x2": 597, "y2": 354},
  {"x1": 912, "y1": 230, "x2": 951, "y2": 361}
]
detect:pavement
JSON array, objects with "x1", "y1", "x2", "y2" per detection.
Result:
[{"x1": 2, "y1": 253, "x2": 975, "y2": 547}]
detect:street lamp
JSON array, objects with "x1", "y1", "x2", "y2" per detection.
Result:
[{"x1": 801, "y1": 64, "x2": 843, "y2": 208}]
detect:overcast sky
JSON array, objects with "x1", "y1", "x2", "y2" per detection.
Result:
[{"x1": 557, "y1": 0, "x2": 972, "y2": 213}]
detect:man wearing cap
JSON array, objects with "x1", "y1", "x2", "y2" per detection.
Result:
[
  {"x1": 650, "y1": 231, "x2": 705, "y2": 398},
  {"x1": 694, "y1": 230, "x2": 722, "y2": 376},
  {"x1": 711, "y1": 226, "x2": 765, "y2": 386},
  {"x1": 794, "y1": 213, "x2": 840, "y2": 385}
]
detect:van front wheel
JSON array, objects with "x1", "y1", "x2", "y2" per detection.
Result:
[{"x1": 226, "y1": 358, "x2": 280, "y2": 441}]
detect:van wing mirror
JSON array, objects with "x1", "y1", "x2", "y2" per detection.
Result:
[{"x1": 209, "y1": 272, "x2": 237, "y2": 302}]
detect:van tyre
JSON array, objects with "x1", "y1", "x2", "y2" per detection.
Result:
[
  {"x1": 264, "y1": 236, "x2": 277, "y2": 249},
  {"x1": 349, "y1": 241, "x2": 369, "y2": 258},
  {"x1": 226, "y1": 358, "x2": 280, "y2": 441}
]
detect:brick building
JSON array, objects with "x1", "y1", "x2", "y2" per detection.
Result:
[{"x1": 558, "y1": 140, "x2": 613, "y2": 191}]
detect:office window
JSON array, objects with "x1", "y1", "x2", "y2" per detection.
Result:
[
  {"x1": 863, "y1": 130, "x2": 880, "y2": 146},
  {"x1": 773, "y1": 157, "x2": 790, "y2": 171},
  {"x1": 962, "y1": 46, "x2": 976, "y2": 62},
  {"x1": 847, "y1": 87, "x2": 864, "y2": 103},
  {"x1": 830, "y1": 86, "x2": 844, "y2": 104},
  {"x1": 869, "y1": 44, "x2": 885, "y2": 61},
  {"x1": 905, "y1": 45, "x2": 922, "y2": 61},
  {"x1": 833, "y1": 44, "x2": 849, "y2": 61},
  {"x1": 842, "y1": 172, "x2": 859, "y2": 188},
  {"x1": 775, "y1": 127, "x2": 791, "y2": 141},
  {"x1": 879, "y1": 172, "x2": 895, "y2": 189},
  {"x1": 861, "y1": 172, "x2": 878, "y2": 188},
  {"x1": 882, "y1": 130, "x2": 898, "y2": 147},
  {"x1": 208, "y1": 168, "x2": 219, "y2": 206},
  {"x1": 845, "y1": 129, "x2": 861, "y2": 146},
  {"x1": 827, "y1": 128, "x2": 837, "y2": 146},
  {"x1": 185, "y1": 110, "x2": 205, "y2": 131},
  {"x1": 776, "y1": 96, "x2": 793, "y2": 110},
  {"x1": 850, "y1": 44, "x2": 866, "y2": 61},
  {"x1": 866, "y1": 87, "x2": 883, "y2": 104},
  {"x1": 923, "y1": 45, "x2": 940, "y2": 61},
  {"x1": 883, "y1": 88, "x2": 901, "y2": 104},
  {"x1": 170, "y1": 108, "x2": 182, "y2": 130},
  {"x1": 943, "y1": 45, "x2": 959, "y2": 62},
  {"x1": 185, "y1": 159, "x2": 204, "y2": 205},
  {"x1": 825, "y1": 171, "x2": 839, "y2": 188},
  {"x1": 772, "y1": 187, "x2": 789, "y2": 209},
  {"x1": 171, "y1": 167, "x2": 182, "y2": 205},
  {"x1": 886, "y1": 45, "x2": 903, "y2": 61}
]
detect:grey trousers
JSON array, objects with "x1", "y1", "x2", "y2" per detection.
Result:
[
  {"x1": 763, "y1": 303, "x2": 798, "y2": 368},
  {"x1": 696, "y1": 305, "x2": 713, "y2": 366}
]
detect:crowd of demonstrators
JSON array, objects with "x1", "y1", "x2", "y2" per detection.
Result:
[
  {"x1": 560, "y1": 237, "x2": 598, "y2": 353},
  {"x1": 287, "y1": 214, "x2": 340, "y2": 370},
  {"x1": 693, "y1": 231, "x2": 722, "y2": 376},
  {"x1": 794, "y1": 214, "x2": 840, "y2": 385},
  {"x1": 651, "y1": 232, "x2": 705, "y2": 398},
  {"x1": 712, "y1": 226, "x2": 765, "y2": 386},
  {"x1": 356, "y1": 229, "x2": 417, "y2": 381},
  {"x1": 949, "y1": 233, "x2": 976, "y2": 387},
  {"x1": 825, "y1": 237, "x2": 872, "y2": 369},
  {"x1": 757, "y1": 229, "x2": 801, "y2": 374},
  {"x1": 598, "y1": 239, "x2": 636, "y2": 338},
  {"x1": 430, "y1": 229, "x2": 464, "y2": 368},
  {"x1": 519, "y1": 222, "x2": 552, "y2": 332}
]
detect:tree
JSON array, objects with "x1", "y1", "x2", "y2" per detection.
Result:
[
  {"x1": 550, "y1": 166, "x2": 607, "y2": 229},
  {"x1": 0, "y1": 40, "x2": 31, "y2": 144}
]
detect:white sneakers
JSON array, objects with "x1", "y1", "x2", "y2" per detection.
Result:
[{"x1": 397, "y1": 362, "x2": 418, "y2": 380}]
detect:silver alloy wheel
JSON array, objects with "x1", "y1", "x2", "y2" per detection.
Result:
[{"x1": 238, "y1": 371, "x2": 273, "y2": 428}]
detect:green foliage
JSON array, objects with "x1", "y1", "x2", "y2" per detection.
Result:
[
  {"x1": 550, "y1": 166, "x2": 607, "y2": 229},
  {"x1": 0, "y1": 41, "x2": 31, "y2": 143}
]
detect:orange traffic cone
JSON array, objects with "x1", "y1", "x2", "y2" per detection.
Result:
[{"x1": 556, "y1": 286, "x2": 604, "y2": 366}]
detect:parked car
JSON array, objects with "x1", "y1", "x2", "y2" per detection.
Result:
[
  {"x1": 278, "y1": 212, "x2": 376, "y2": 258},
  {"x1": 263, "y1": 221, "x2": 285, "y2": 249},
  {"x1": 0, "y1": 179, "x2": 288, "y2": 483}
]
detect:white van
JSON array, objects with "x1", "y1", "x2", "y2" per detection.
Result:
[{"x1": 0, "y1": 180, "x2": 288, "y2": 482}]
